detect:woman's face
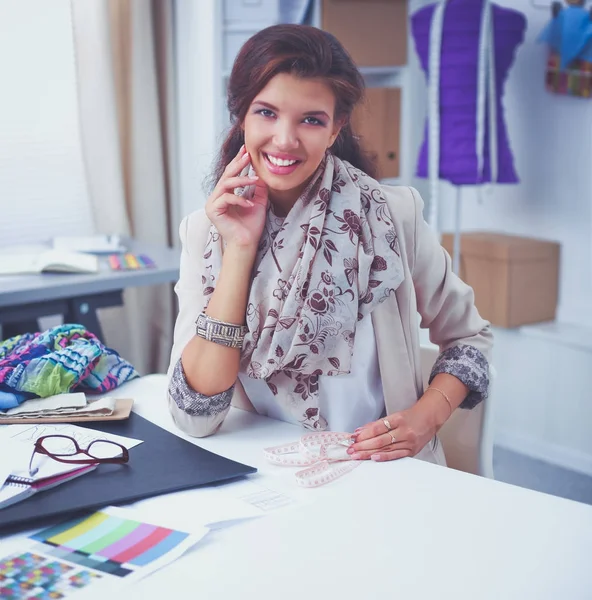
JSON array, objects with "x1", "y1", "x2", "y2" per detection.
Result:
[{"x1": 243, "y1": 73, "x2": 342, "y2": 211}]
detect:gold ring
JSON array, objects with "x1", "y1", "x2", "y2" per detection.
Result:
[
  {"x1": 390, "y1": 433, "x2": 396, "y2": 445},
  {"x1": 383, "y1": 418, "x2": 392, "y2": 432}
]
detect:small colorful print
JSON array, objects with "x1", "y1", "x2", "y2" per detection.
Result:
[
  {"x1": 108, "y1": 253, "x2": 156, "y2": 271},
  {"x1": 0, "y1": 551, "x2": 101, "y2": 599}
]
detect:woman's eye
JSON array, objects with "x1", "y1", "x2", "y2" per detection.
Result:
[
  {"x1": 303, "y1": 116, "x2": 323, "y2": 126},
  {"x1": 257, "y1": 109, "x2": 275, "y2": 118}
]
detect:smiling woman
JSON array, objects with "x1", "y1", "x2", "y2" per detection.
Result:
[{"x1": 166, "y1": 24, "x2": 493, "y2": 468}]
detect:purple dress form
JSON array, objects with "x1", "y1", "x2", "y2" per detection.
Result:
[{"x1": 411, "y1": 0, "x2": 526, "y2": 185}]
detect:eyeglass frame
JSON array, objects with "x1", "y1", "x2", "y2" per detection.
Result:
[{"x1": 28, "y1": 434, "x2": 129, "y2": 477}]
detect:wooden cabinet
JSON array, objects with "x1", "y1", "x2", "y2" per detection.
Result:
[
  {"x1": 352, "y1": 87, "x2": 401, "y2": 179},
  {"x1": 321, "y1": 0, "x2": 407, "y2": 67}
]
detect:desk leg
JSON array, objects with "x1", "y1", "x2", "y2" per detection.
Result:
[
  {"x1": 65, "y1": 291, "x2": 124, "y2": 342},
  {"x1": 3, "y1": 320, "x2": 40, "y2": 340}
]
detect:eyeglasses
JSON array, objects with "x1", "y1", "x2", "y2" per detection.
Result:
[{"x1": 28, "y1": 434, "x2": 129, "y2": 477}]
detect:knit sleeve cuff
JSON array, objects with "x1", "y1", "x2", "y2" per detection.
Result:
[
  {"x1": 428, "y1": 344, "x2": 490, "y2": 409},
  {"x1": 168, "y1": 358, "x2": 234, "y2": 416}
]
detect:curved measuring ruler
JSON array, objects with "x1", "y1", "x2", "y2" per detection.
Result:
[{"x1": 264, "y1": 432, "x2": 361, "y2": 488}]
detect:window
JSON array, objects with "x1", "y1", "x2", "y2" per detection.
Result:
[{"x1": 0, "y1": 0, "x2": 94, "y2": 249}]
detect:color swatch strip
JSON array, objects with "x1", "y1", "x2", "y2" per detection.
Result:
[{"x1": 29, "y1": 511, "x2": 190, "y2": 574}]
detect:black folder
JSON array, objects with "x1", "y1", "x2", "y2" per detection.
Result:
[{"x1": 0, "y1": 411, "x2": 257, "y2": 533}]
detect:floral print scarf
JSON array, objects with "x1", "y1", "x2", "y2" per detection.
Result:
[{"x1": 202, "y1": 154, "x2": 404, "y2": 430}]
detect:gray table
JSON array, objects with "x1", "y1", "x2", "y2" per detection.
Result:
[{"x1": 0, "y1": 241, "x2": 180, "y2": 340}]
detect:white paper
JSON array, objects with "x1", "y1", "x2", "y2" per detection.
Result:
[
  {"x1": 0, "y1": 423, "x2": 143, "y2": 482},
  {"x1": 0, "y1": 422, "x2": 142, "y2": 450},
  {"x1": 0, "y1": 505, "x2": 208, "y2": 598},
  {"x1": 0, "y1": 441, "x2": 16, "y2": 486},
  {"x1": 220, "y1": 477, "x2": 309, "y2": 514},
  {"x1": 53, "y1": 234, "x2": 126, "y2": 254}
]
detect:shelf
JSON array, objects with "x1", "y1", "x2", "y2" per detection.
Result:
[
  {"x1": 519, "y1": 321, "x2": 592, "y2": 353},
  {"x1": 358, "y1": 66, "x2": 404, "y2": 76}
]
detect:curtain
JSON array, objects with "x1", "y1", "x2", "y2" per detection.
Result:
[{"x1": 71, "y1": 0, "x2": 178, "y2": 374}]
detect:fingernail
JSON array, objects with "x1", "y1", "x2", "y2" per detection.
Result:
[
  {"x1": 351, "y1": 453, "x2": 362, "y2": 460},
  {"x1": 347, "y1": 447, "x2": 354, "y2": 454},
  {"x1": 354, "y1": 428, "x2": 362, "y2": 434},
  {"x1": 248, "y1": 174, "x2": 259, "y2": 180},
  {"x1": 246, "y1": 200, "x2": 254, "y2": 207},
  {"x1": 370, "y1": 454, "x2": 381, "y2": 461}
]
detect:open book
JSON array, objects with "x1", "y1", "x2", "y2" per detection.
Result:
[{"x1": 0, "y1": 250, "x2": 99, "y2": 276}]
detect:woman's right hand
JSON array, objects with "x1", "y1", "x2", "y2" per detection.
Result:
[{"x1": 205, "y1": 145, "x2": 268, "y2": 250}]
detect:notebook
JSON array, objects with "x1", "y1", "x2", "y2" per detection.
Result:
[
  {"x1": 0, "y1": 250, "x2": 99, "y2": 276},
  {"x1": 0, "y1": 437, "x2": 99, "y2": 510},
  {"x1": 0, "y1": 411, "x2": 257, "y2": 533},
  {"x1": 0, "y1": 464, "x2": 97, "y2": 509}
]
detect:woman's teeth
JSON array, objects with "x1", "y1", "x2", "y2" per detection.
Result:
[{"x1": 266, "y1": 154, "x2": 298, "y2": 166}]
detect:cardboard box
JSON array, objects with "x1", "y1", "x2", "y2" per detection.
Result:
[
  {"x1": 322, "y1": 0, "x2": 407, "y2": 67},
  {"x1": 441, "y1": 232, "x2": 561, "y2": 329},
  {"x1": 351, "y1": 87, "x2": 401, "y2": 179}
]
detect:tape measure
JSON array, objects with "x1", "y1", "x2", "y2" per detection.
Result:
[{"x1": 264, "y1": 432, "x2": 362, "y2": 487}]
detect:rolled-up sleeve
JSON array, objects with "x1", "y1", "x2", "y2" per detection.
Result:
[
  {"x1": 429, "y1": 344, "x2": 489, "y2": 408},
  {"x1": 168, "y1": 358, "x2": 233, "y2": 436}
]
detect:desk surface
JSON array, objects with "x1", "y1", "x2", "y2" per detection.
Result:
[
  {"x1": 0, "y1": 241, "x2": 180, "y2": 307},
  {"x1": 112, "y1": 377, "x2": 592, "y2": 598},
  {"x1": 2, "y1": 376, "x2": 592, "y2": 600}
]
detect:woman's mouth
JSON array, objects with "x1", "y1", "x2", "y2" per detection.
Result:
[{"x1": 263, "y1": 152, "x2": 302, "y2": 175}]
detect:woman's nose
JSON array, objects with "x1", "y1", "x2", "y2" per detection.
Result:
[{"x1": 273, "y1": 122, "x2": 298, "y2": 150}]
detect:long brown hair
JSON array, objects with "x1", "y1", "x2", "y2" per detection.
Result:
[{"x1": 210, "y1": 24, "x2": 376, "y2": 187}]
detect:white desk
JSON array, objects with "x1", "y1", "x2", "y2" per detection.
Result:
[{"x1": 4, "y1": 375, "x2": 592, "y2": 599}]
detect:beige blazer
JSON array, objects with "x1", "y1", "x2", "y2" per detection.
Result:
[{"x1": 166, "y1": 186, "x2": 493, "y2": 461}]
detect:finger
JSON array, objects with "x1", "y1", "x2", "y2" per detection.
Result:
[
  {"x1": 369, "y1": 448, "x2": 413, "y2": 462},
  {"x1": 222, "y1": 147, "x2": 250, "y2": 178},
  {"x1": 251, "y1": 175, "x2": 269, "y2": 205},
  {"x1": 350, "y1": 443, "x2": 413, "y2": 461},
  {"x1": 217, "y1": 175, "x2": 260, "y2": 193},
  {"x1": 349, "y1": 429, "x2": 401, "y2": 453},
  {"x1": 354, "y1": 414, "x2": 403, "y2": 443},
  {"x1": 212, "y1": 192, "x2": 255, "y2": 212}
]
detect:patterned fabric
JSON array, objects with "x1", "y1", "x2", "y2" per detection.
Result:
[
  {"x1": 545, "y1": 51, "x2": 592, "y2": 98},
  {"x1": 429, "y1": 344, "x2": 489, "y2": 409},
  {"x1": 202, "y1": 154, "x2": 405, "y2": 430},
  {"x1": 0, "y1": 324, "x2": 138, "y2": 410},
  {"x1": 169, "y1": 359, "x2": 233, "y2": 417}
]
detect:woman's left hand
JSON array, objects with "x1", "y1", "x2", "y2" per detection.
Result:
[{"x1": 348, "y1": 405, "x2": 437, "y2": 462}]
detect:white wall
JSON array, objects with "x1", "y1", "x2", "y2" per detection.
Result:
[
  {"x1": 176, "y1": 0, "x2": 221, "y2": 221},
  {"x1": 0, "y1": 0, "x2": 94, "y2": 248}
]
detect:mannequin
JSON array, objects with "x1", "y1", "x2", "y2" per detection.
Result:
[
  {"x1": 412, "y1": 0, "x2": 526, "y2": 188},
  {"x1": 410, "y1": 0, "x2": 526, "y2": 270}
]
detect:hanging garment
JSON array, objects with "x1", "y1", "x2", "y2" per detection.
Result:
[
  {"x1": 411, "y1": 0, "x2": 526, "y2": 188},
  {"x1": 539, "y1": 4, "x2": 592, "y2": 97},
  {"x1": 539, "y1": 4, "x2": 592, "y2": 69}
]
